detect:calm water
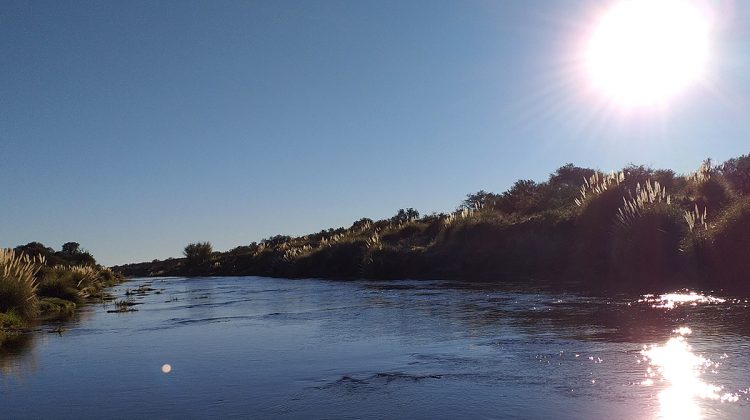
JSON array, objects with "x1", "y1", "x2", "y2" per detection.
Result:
[{"x1": 2, "y1": 276, "x2": 750, "y2": 419}]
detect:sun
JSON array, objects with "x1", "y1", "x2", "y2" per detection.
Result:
[{"x1": 585, "y1": 0, "x2": 711, "y2": 107}]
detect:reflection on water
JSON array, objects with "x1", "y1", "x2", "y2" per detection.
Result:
[
  {"x1": 639, "y1": 291, "x2": 727, "y2": 309},
  {"x1": 641, "y1": 325, "x2": 739, "y2": 420},
  {"x1": 1, "y1": 280, "x2": 749, "y2": 419},
  {"x1": 0, "y1": 333, "x2": 36, "y2": 378}
]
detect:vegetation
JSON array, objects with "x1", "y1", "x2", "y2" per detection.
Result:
[
  {"x1": 0, "y1": 244, "x2": 123, "y2": 348},
  {"x1": 114, "y1": 153, "x2": 750, "y2": 294},
  {"x1": 183, "y1": 242, "x2": 213, "y2": 267}
]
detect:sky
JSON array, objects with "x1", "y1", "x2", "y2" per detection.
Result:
[{"x1": 2, "y1": 0, "x2": 749, "y2": 266}]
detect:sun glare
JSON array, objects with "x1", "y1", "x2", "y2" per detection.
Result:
[{"x1": 585, "y1": 0, "x2": 711, "y2": 107}]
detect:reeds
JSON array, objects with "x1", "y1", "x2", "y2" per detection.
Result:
[
  {"x1": 616, "y1": 180, "x2": 671, "y2": 229},
  {"x1": 0, "y1": 249, "x2": 44, "y2": 319},
  {"x1": 575, "y1": 171, "x2": 625, "y2": 207},
  {"x1": 684, "y1": 205, "x2": 708, "y2": 232}
]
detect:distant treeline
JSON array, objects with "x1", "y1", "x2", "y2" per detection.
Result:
[{"x1": 114, "y1": 153, "x2": 750, "y2": 293}]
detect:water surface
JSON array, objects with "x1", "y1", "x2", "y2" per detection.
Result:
[{"x1": 2, "y1": 277, "x2": 749, "y2": 419}]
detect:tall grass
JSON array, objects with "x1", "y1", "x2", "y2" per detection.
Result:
[
  {"x1": 0, "y1": 249, "x2": 44, "y2": 320},
  {"x1": 684, "y1": 205, "x2": 708, "y2": 233},
  {"x1": 575, "y1": 171, "x2": 625, "y2": 207},
  {"x1": 616, "y1": 180, "x2": 671, "y2": 230}
]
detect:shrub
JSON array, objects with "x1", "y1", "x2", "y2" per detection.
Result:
[
  {"x1": 0, "y1": 249, "x2": 43, "y2": 320},
  {"x1": 571, "y1": 185, "x2": 627, "y2": 278},
  {"x1": 610, "y1": 203, "x2": 685, "y2": 288},
  {"x1": 720, "y1": 153, "x2": 750, "y2": 194},
  {"x1": 183, "y1": 242, "x2": 213, "y2": 265},
  {"x1": 688, "y1": 175, "x2": 734, "y2": 212},
  {"x1": 37, "y1": 270, "x2": 82, "y2": 303},
  {"x1": 38, "y1": 297, "x2": 77, "y2": 319},
  {"x1": 496, "y1": 180, "x2": 545, "y2": 214},
  {"x1": 710, "y1": 197, "x2": 750, "y2": 291}
]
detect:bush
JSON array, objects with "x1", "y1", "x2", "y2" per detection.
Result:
[
  {"x1": 183, "y1": 242, "x2": 213, "y2": 265},
  {"x1": 721, "y1": 154, "x2": 750, "y2": 194},
  {"x1": 0, "y1": 249, "x2": 42, "y2": 320},
  {"x1": 37, "y1": 271, "x2": 82, "y2": 303},
  {"x1": 610, "y1": 203, "x2": 685, "y2": 288},
  {"x1": 690, "y1": 175, "x2": 734, "y2": 212},
  {"x1": 38, "y1": 297, "x2": 77, "y2": 319},
  {"x1": 710, "y1": 197, "x2": 750, "y2": 291},
  {"x1": 571, "y1": 186, "x2": 627, "y2": 279}
]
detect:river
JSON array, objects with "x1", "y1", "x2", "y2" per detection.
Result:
[{"x1": 2, "y1": 276, "x2": 749, "y2": 419}]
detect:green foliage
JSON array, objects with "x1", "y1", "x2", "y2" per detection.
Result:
[
  {"x1": 38, "y1": 297, "x2": 77, "y2": 319},
  {"x1": 37, "y1": 270, "x2": 83, "y2": 303},
  {"x1": 183, "y1": 242, "x2": 213, "y2": 265},
  {"x1": 721, "y1": 153, "x2": 750, "y2": 194},
  {"x1": 0, "y1": 311, "x2": 26, "y2": 330}
]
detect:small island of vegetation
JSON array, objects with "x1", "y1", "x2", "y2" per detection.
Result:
[{"x1": 114, "y1": 153, "x2": 750, "y2": 294}]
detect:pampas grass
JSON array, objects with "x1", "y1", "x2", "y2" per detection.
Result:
[{"x1": 0, "y1": 249, "x2": 44, "y2": 320}]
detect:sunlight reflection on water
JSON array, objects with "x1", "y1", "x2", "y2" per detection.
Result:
[
  {"x1": 639, "y1": 291, "x2": 726, "y2": 309},
  {"x1": 639, "y1": 293, "x2": 741, "y2": 420}
]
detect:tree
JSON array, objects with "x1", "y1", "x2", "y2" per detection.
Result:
[
  {"x1": 391, "y1": 208, "x2": 419, "y2": 224},
  {"x1": 15, "y1": 242, "x2": 54, "y2": 259},
  {"x1": 548, "y1": 164, "x2": 595, "y2": 188},
  {"x1": 61, "y1": 242, "x2": 81, "y2": 254},
  {"x1": 496, "y1": 180, "x2": 542, "y2": 214},
  {"x1": 183, "y1": 242, "x2": 213, "y2": 265},
  {"x1": 721, "y1": 154, "x2": 750, "y2": 194},
  {"x1": 462, "y1": 190, "x2": 498, "y2": 210},
  {"x1": 351, "y1": 218, "x2": 374, "y2": 231}
]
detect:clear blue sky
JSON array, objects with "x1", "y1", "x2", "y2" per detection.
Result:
[{"x1": 2, "y1": 0, "x2": 749, "y2": 265}]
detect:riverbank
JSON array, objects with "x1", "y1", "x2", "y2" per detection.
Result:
[
  {"x1": 0, "y1": 245, "x2": 124, "y2": 348},
  {"x1": 114, "y1": 155, "x2": 750, "y2": 294}
]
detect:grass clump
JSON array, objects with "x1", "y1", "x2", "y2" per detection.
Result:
[
  {"x1": 38, "y1": 297, "x2": 77, "y2": 319},
  {"x1": 1, "y1": 244, "x2": 123, "y2": 346},
  {"x1": 0, "y1": 249, "x2": 43, "y2": 320}
]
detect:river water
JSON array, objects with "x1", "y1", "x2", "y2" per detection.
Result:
[{"x1": 2, "y1": 276, "x2": 749, "y2": 419}]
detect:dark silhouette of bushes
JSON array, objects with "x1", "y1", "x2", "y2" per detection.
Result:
[
  {"x1": 610, "y1": 203, "x2": 684, "y2": 288},
  {"x1": 14, "y1": 241, "x2": 97, "y2": 267},
  {"x1": 710, "y1": 197, "x2": 750, "y2": 290},
  {"x1": 183, "y1": 242, "x2": 213, "y2": 266},
  {"x1": 571, "y1": 185, "x2": 627, "y2": 280},
  {"x1": 721, "y1": 153, "x2": 750, "y2": 194},
  {"x1": 687, "y1": 175, "x2": 734, "y2": 212},
  {"x1": 113, "y1": 153, "x2": 750, "y2": 294}
]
